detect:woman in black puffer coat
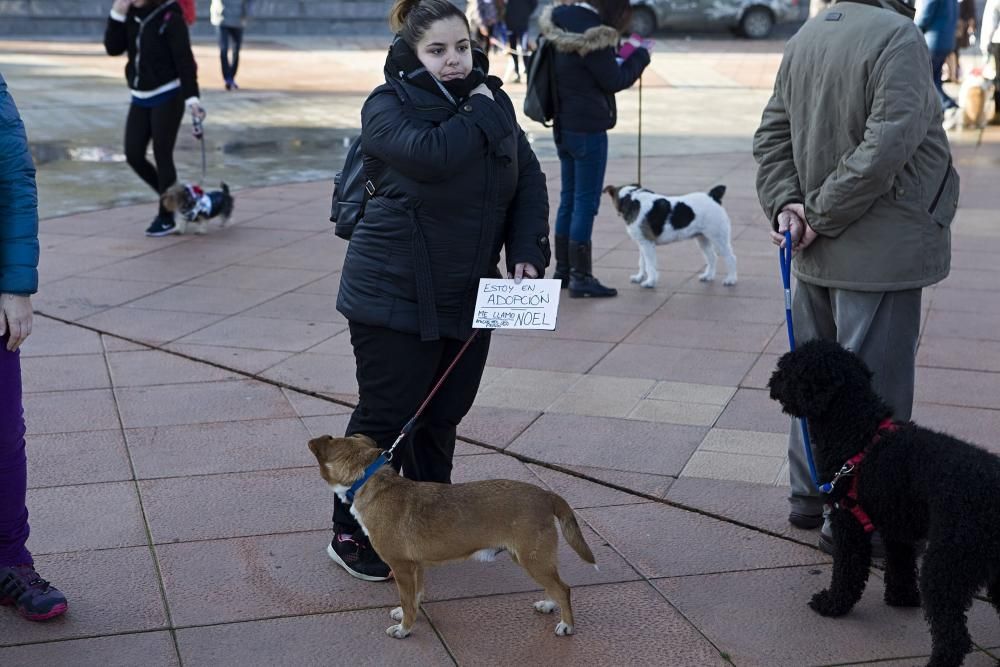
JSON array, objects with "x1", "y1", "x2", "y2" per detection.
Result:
[{"x1": 330, "y1": 0, "x2": 550, "y2": 582}]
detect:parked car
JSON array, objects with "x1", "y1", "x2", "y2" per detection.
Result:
[{"x1": 629, "y1": 0, "x2": 801, "y2": 38}]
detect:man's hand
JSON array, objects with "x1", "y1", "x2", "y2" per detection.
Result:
[
  {"x1": 0, "y1": 294, "x2": 33, "y2": 352},
  {"x1": 770, "y1": 203, "x2": 817, "y2": 253},
  {"x1": 507, "y1": 263, "x2": 539, "y2": 284}
]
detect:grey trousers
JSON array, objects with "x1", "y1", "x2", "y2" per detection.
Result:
[{"x1": 786, "y1": 281, "x2": 923, "y2": 515}]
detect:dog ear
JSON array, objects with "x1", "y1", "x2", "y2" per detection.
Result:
[
  {"x1": 769, "y1": 341, "x2": 856, "y2": 418},
  {"x1": 352, "y1": 434, "x2": 379, "y2": 449}
]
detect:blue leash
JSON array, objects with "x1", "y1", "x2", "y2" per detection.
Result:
[{"x1": 779, "y1": 231, "x2": 831, "y2": 494}]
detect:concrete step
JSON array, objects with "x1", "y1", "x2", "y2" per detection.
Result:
[{"x1": 0, "y1": 0, "x2": 396, "y2": 36}]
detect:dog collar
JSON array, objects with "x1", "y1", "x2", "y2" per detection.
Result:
[
  {"x1": 829, "y1": 419, "x2": 899, "y2": 534},
  {"x1": 344, "y1": 453, "x2": 388, "y2": 504}
]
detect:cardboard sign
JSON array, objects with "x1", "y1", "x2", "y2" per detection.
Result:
[{"x1": 472, "y1": 278, "x2": 561, "y2": 330}]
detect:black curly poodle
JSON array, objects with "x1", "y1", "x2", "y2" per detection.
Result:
[{"x1": 769, "y1": 339, "x2": 1000, "y2": 667}]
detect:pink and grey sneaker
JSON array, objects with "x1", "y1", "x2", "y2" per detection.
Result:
[
  {"x1": 0, "y1": 564, "x2": 68, "y2": 621},
  {"x1": 327, "y1": 530, "x2": 392, "y2": 582}
]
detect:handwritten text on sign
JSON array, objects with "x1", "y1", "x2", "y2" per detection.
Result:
[{"x1": 472, "y1": 278, "x2": 561, "y2": 330}]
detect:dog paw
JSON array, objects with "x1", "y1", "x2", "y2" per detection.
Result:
[
  {"x1": 722, "y1": 276, "x2": 737, "y2": 286},
  {"x1": 385, "y1": 624, "x2": 411, "y2": 639},
  {"x1": 390, "y1": 606, "x2": 404, "y2": 621},
  {"x1": 698, "y1": 273, "x2": 715, "y2": 283},
  {"x1": 639, "y1": 279, "x2": 657, "y2": 289},
  {"x1": 630, "y1": 273, "x2": 645, "y2": 284},
  {"x1": 555, "y1": 621, "x2": 574, "y2": 636},
  {"x1": 809, "y1": 590, "x2": 852, "y2": 617},
  {"x1": 534, "y1": 600, "x2": 557, "y2": 614},
  {"x1": 884, "y1": 588, "x2": 921, "y2": 608}
]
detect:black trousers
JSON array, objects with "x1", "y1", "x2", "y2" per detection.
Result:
[
  {"x1": 218, "y1": 26, "x2": 244, "y2": 82},
  {"x1": 124, "y1": 93, "x2": 185, "y2": 218},
  {"x1": 332, "y1": 322, "x2": 491, "y2": 532}
]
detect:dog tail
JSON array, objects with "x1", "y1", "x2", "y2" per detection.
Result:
[
  {"x1": 219, "y1": 182, "x2": 234, "y2": 223},
  {"x1": 552, "y1": 494, "x2": 596, "y2": 566},
  {"x1": 708, "y1": 185, "x2": 726, "y2": 204}
]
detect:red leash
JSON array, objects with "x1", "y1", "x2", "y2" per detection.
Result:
[{"x1": 384, "y1": 329, "x2": 481, "y2": 462}]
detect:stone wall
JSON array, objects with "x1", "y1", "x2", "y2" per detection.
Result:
[{"x1": 0, "y1": 0, "x2": 397, "y2": 36}]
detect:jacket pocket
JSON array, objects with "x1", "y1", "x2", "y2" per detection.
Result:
[{"x1": 928, "y1": 163, "x2": 959, "y2": 228}]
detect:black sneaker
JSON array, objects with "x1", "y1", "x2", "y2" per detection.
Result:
[
  {"x1": 145, "y1": 215, "x2": 177, "y2": 237},
  {"x1": 0, "y1": 564, "x2": 68, "y2": 621},
  {"x1": 327, "y1": 530, "x2": 392, "y2": 581}
]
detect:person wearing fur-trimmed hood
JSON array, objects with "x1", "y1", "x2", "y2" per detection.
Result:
[{"x1": 540, "y1": 0, "x2": 650, "y2": 298}]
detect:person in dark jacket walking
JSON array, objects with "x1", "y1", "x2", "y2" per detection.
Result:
[
  {"x1": 211, "y1": 0, "x2": 251, "y2": 90},
  {"x1": 504, "y1": 0, "x2": 538, "y2": 82},
  {"x1": 541, "y1": 0, "x2": 649, "y2": 298},
  {"x1": 105, "y1": 0, "x2": 205, "y2": 237},
  {"x1": 329, "y1": 0, "x2": 550, "y2": 581},
  {"x1": 0, "y1": 74, "x2": 69, "y2": 623},
  {"x1": 916, "y1": 0, "x2": 960, "y2": 119}
]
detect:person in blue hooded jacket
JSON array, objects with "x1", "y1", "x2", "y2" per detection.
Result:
[
  {"x1": 916, "y1": 0, "x2": 959, "y2": 118},
  {"x1": 0, "y1": 74, "x2": 69, "y2": 622}
]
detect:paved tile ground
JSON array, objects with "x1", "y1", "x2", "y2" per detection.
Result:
[{"x1": 2, "y1": 32, "x2": 1000, "y2": 667}]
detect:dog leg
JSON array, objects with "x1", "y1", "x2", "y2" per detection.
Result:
[
  {"x1": 695, "y1": 235, "x2": 717, "y2": 282},
  {"x1": 630, "y1": 243, "x2": 647, "y2": 284},
  {"x1": 882, "y1": 539, "x2": 920, "y2": 607},
  {"x1": 518, "y1": 545, "x2": 575, "y2": 635},
  {"x1": 920, "y1": 545, "x2": 979, "y2": 667},
  {"x1": 638, "y1": 241, "x2": 658, "y2": 288},
  {"x1": 809, "y1": 510, "x2": 871, "y2": 617},
  {"x1": 386, "y1": 563, "x2": 420, "y2": 638},
  {"x1": 716, "y1": 236, "x2": 737, "y2": 286}
]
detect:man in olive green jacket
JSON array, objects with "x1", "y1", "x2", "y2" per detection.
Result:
[{"x1": 753, "y1": 0, "x2": 958, "y2": 544}]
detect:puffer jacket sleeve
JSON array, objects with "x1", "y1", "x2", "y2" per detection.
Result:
[
  {"x1": 583, "y1": 46, "x2": 650, "y2": 94},
  {"x1": 0, "y1": 77, "x2": 40, "y2": 296},
  {"x1": 362, "y1": 87, "x2": 515, "y2": 183},
  {"x1": 804, "y1": 35, "x2": 933, "y2": 237},
  {"x1": 501, "y1": 95, "x2": 550, "y2": 275},
  {"x1": 753, "y1": 68, "x2": 803, "y2": 228}
]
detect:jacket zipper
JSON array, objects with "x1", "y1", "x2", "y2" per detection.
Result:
[
  {"x1": 928, "y1": 160, "x2": 952, "y2": 214},
  {"x1": 133, "y1": 0, "x2": 175, "y2": 89}
]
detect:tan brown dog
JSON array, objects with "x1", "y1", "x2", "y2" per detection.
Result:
[{"x1": 308, "y1": 434, "x2": 597, "y2": 639}]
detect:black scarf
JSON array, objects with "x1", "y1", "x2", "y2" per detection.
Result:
[{"x1": 386, "y1": 35, "x2": 490, "y2": 106}]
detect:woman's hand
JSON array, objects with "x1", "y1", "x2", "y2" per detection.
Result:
[
  {"x1": 0, "y1": 294, "x2": 33, "y2": 352},
  {"x1": 190, "y1": 103, "x2": 206, "y2": 121},
  {"x1": 471, "y1": 83, "x2": 494, "y2": 101},
  {"x1": 112, "y1": 0, "x2": 134, "y2": 14},
  {"x1": 507, "y1": 263, "x2": 539, "y2": 284}
]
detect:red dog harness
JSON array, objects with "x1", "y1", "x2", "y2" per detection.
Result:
[{"x1": 833, "y1": 418, "x2": 899, "y2": 534}]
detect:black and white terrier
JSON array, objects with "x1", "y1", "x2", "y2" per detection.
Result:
[
  {"x1": 603, "y1": 184, "x2": 737, "y2": 288},
  {"x1": 160, "y1": 182, "x2": 234, "y2": 235}
]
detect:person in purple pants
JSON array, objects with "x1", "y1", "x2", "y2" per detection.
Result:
[{"x1": 0, "y1": 73, "x2": 68, "y2": 622}]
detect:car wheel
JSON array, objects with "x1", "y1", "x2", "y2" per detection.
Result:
[
  {"x1": 629, "y1": 6, "x2": 657, "y2": 38},
  {"x1": 739, "y1": 7, "x2": 774, "y2": 39}
]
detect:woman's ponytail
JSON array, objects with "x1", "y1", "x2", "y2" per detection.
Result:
[
  {"x1": 389, "y1": 0, "x2": 422, "y2": 33},
  {"x1": 389, "y1": 0, "x2": 470, "y2": 47}
]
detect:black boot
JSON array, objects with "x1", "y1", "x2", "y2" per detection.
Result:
[
  {"x1": 568, "y1": 241, "x2": 617, "y2": 298},
  {"x1": 552, "y1": 234, "x2": 570, "y2": 288}
]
